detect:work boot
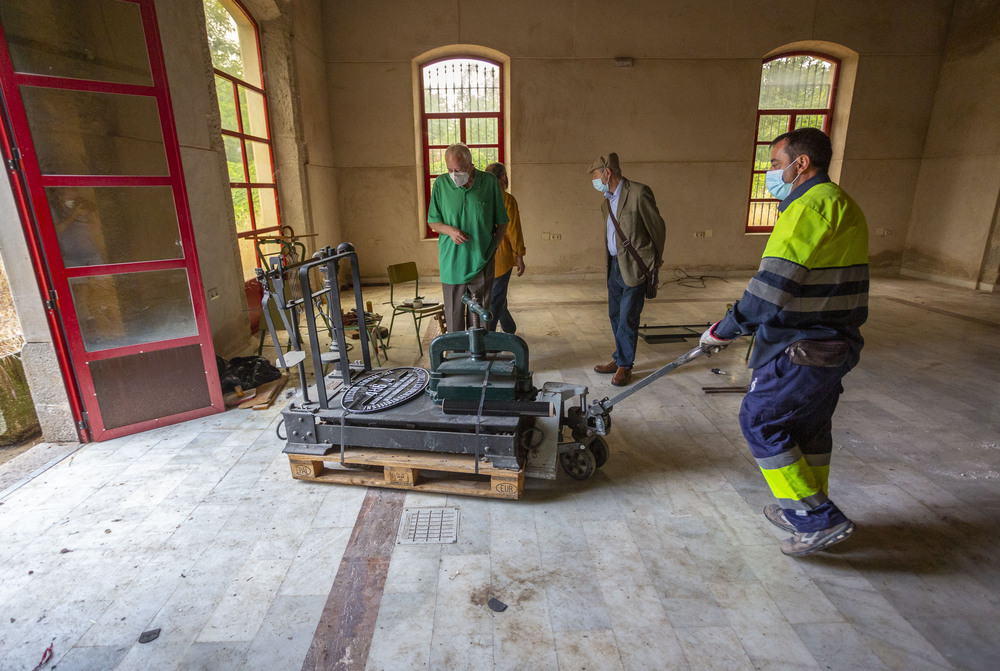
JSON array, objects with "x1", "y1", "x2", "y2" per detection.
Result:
[
  {"x1": 780, "y1": 520, "x2": 856, "y2": 557},
  {"x1": 763, "y1": 504, "x2": 796, "y2": 533},
  {"x1": 611, "y1": 366, "x2": 632, "y2": 386},
  {"x1": 594, "y1": 360, "x2": 618, "y2": 374}
]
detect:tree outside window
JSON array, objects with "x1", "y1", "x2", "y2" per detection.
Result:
[
  {"x1": 204, "y1": 0, "x2": 281, "y2": 279},
  {"x1": 747, "y1": 53, "x2": 839, "y2": 233}
]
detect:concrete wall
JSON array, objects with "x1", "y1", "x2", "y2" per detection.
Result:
[
  {"x1": 289, "y1": 0, "x2": 341, "y2": 248},
  {"x1": 156, "y1": 0, "x2": 251, "y2": 357},
  {"x1": 0, "y1": 186, "x2": 77, "y2": 442},
  {"x1": 902, "y1": 0, "x2": 1000, "y2": 290},
  {"x1": 317, "y1": 0, "x2": 953, "y2": 281}
]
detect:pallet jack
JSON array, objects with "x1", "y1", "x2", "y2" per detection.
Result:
[{"x1": 259, "y1": 245, "x2": 715, "y2": 495}]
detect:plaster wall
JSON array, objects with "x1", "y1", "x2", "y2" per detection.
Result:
[
  {"x1": 0, "y1": 183, "x2": 76, "y2": 442},
  {"x1": 289, "y1": 0, "x2": 341, "y2": 245},
  {"x1": 155, "y1": 0, "x2": 251, "y2": 357},
  {"x1": 902, "y1": 0, "x2": 1000, "y2": 290},
  {"x1": 317, "y1": 0, "x2": 952, "y2": 281}
]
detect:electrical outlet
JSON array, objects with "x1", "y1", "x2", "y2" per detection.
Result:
[
  {"x1": 551, "y1": 233, "x2": 562, "y2": 240},
  {"x1": 694, "y1": 231, "x2": 706, "y2": 238},
  {"x1": 208, "y1": 287, "x2": 220, "y2": 300}
]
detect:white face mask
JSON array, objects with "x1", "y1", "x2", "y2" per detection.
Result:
[
  {"x1": 764, "y1": 155, "x2": 802, "y2": 200},
  {"x1": 450, "y1": 169, "x2": 470, "y2": 187},
  {"x1": 592, "y1": 172, "x2": 609, "y2": 193}
]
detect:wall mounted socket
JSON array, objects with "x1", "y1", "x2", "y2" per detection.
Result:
[
  {"x1": 694, "y1": 229, "x2": 713, "y2": 238},
  {"x1": 551, "y1": 233, "x2": 562, "y2": 240},
  {"x1": 208, "y1": 287, "x2": 220, "y2": 300}
]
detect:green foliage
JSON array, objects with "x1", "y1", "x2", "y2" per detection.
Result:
[
  {"x1": 759, "y1": 55, "x2": 834, "y2": 110},
  {"x1": 204, "y1": 0, "x2": 243, "y2": 80}
]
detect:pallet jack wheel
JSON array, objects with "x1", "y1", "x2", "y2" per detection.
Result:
[
  {"x1": 589, "y1": 436, "x2": 609, "y2": 469},
  {"x1": 560, "y1": 446, "x2": 597, "y2": 480}
]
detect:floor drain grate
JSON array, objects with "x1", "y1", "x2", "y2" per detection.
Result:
[{"x1": 397, "y1": 507, "x2": 460, "y2": 545}]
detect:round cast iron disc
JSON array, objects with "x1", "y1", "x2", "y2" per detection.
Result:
[{"x1": 341, "y1": 367, "x2": 429, "y2": 413}]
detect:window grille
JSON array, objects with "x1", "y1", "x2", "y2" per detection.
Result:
[
  {"x1": 420, "y1": 57, "x2": 504, "y2": 237},
  {"x1": 747, "y1": 53, "x2": 839, "y2": 233}
]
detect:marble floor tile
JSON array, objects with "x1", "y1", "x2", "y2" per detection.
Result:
[
  {"x1": 242, "y1": 594, "x2": 327, "y2": 670},
  {"x1": 708, "y1": 581, "x2": 821, "y2": 670},
  {"x1": 675, "y1": 626, "x2": 756, "y2": 671},
  {"x1": 1, "y1": 278, "x2": 998, "y2": 669},
  {"x1": 365, "y1": 592, "x2": 436, "y2": 670},
  {"x1": 792, "y1": 622, "x2": 889, "y2": 671},
  {"x1": 554, "y1": 629, "x2": 625, "y2": 670},
  {"x1": 538, "y1": 551, "x2": 613, "y2": 632},
  {"x1": 432, "y1": 554, "x2": 494, "y2": 637},
  {"x1": 428, "y1": 633, "x2": 493, "y2": 671},
  {"x1": 196, "y1": 557, "x2": 294, "y2": 643}
]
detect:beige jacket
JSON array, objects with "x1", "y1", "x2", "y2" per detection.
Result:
[{"x1": 601, "y1": 178, "x2": 666, "y2": 287}]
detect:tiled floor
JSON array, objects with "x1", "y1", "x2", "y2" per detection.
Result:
[{"x1": 1, "y1": 276, "x2": 998, "y2": 670}]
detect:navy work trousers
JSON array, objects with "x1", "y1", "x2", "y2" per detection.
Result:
[{"x1": 739, "y1": 353, "x2": 853, "y2": 532}]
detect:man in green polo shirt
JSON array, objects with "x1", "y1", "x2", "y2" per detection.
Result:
[{"x1": 427, "y1": 143, "x2": 509, "y2": 331}]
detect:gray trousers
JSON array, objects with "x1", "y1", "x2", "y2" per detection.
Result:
[{"x1": 442, "y1": 256, "x2": 495, "y2": 332}]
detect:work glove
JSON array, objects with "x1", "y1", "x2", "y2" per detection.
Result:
[{"x1": 699, "y1": 321, "x2": 733, "y2": 354}]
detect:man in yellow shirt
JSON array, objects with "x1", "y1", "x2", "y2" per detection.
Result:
[{"x1": 484, "y1": 163, "x2": 526, "y2": 333}]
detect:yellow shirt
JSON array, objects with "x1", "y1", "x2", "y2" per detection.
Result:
[{"x1": 494, "y1": 190, "x2": 526, "y2": 277}]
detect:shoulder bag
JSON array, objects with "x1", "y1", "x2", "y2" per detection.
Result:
[{"x1": 608, "y1": 208, "x2": 659, "y2": 299}]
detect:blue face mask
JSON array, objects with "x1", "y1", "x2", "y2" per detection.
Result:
[
  {"x1": 764, "y1": 156, "x2": 801, "y2": 200},
  {"x1": 592, "y1": 177, "x2": 609, "y2": 193}
]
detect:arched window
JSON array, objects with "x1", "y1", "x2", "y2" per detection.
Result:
[
  {"x1": 204, "y1": 0, "x2": 281, "y2": 278},
  {"x1": 419, "y1": 57, "x2": 504, "y2": 237},
  {"x1": 747, "y1": 52, "x2": 839, "y2": 233}
]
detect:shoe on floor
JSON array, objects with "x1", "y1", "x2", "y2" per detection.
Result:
[
  {"x1": 611, "y1": 366, "x2": 632, "y2": 386},
  {"x1": 594, "y1": 360, "x2": 618, "y2": 374},
  {"x1": 780, "y1": 520, "x2": 856, "y2": 557},
  {"x1": 763, "y1": 504, "x2": 796, "y2": 533}
]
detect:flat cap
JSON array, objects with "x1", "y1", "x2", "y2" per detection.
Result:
[{"x1": 588, "y1": 152, "x2": 619, "y2": 174}]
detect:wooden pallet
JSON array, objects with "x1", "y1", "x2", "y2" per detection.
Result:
[{"x1": 287, "y1": 447, "x2": 524, "y2": 500}]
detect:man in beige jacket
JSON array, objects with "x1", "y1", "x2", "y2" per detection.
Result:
[{"x1": 589, "y1": 153, "x2": 666, "y2": 386}]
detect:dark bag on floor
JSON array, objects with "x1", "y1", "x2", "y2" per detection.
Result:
[
  {"x1": 216, "y1": 355, "x2": 282, "y2": 392},
  {"x1": 608, "y1": 209, "x2": 659, "y2": 299}
]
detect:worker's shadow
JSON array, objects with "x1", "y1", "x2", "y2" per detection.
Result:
[{"x1": 794, "y1": 512, "x2": 1000, "y2": 574}]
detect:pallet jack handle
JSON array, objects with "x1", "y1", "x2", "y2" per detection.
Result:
[{"x1": 587, "y1": 344, "x2": 717, "y2": 419}]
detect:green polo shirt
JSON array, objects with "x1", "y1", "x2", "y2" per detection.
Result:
[{"x1": 427, "y1": 168, "x2": 509, "y2": 284}]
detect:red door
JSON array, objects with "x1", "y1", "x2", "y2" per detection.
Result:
[{"x1": 0, "y1": 0, "x2": 223, "y2": 441}]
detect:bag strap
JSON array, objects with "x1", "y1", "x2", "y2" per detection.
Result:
[{"x1": 608, "y1": 206, "x2": 651, "y2": 277}]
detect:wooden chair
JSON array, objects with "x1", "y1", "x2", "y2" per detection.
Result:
[{"x1": 386, "y1": 261, "x2": 445, "y2": 356}]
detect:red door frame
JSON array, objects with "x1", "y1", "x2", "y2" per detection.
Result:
[{"x1": 0, "y1": 0, "x2": 223, "y2": 441}]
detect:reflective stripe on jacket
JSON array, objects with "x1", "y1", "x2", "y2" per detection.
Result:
[{"x1": 716, "y1": 179, "x2": 869, "y2": 369}]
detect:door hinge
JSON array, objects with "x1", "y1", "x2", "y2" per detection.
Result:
[
  {"x1": 77, "y1": 412, "x2": 90, "y2": 432},
  {"x1": 44, "y1": 289, "x2": 58, "y2": 310},
  {"x1": 4, "y1": 147, "x2": 21, "y2": 172}
]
